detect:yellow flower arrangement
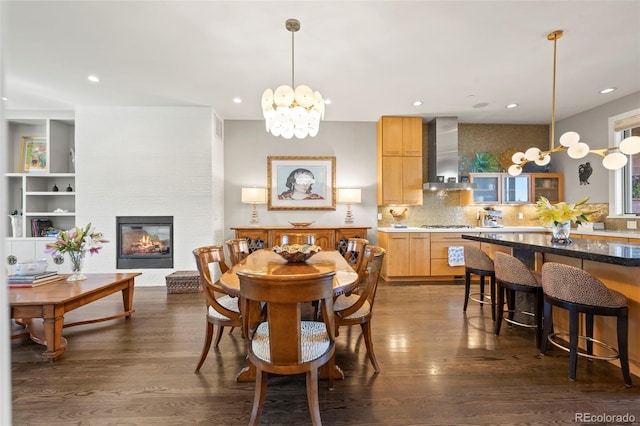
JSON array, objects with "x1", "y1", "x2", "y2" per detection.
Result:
[{"x1": 535, "y1": 196, "x2": 595, "y2": 227}]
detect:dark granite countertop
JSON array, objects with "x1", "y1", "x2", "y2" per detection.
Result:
[{"x1": 462, "y1": 233, "x2": 640, "y2": 267}]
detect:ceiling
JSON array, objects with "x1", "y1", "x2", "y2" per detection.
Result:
[{"x1": 2, "y1": 0, "x2": 639, "y2": 124}]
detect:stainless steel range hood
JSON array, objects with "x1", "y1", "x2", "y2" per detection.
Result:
[{"x1": 423, "y1": 117, "x2": 476, "y2": 191}]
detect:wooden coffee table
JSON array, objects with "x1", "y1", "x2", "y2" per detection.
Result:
[{"x1": 9, "y1": 273, "x2": 140, "y2": 361}]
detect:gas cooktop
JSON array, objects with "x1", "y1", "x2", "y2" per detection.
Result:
[{"x1": 422, "y1": 225, "x2": 474, "y2": 229}]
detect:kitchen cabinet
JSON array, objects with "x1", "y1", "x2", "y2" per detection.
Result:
[
  {"x1": 409, "y1": 232, "x2": 431, "y2": 276},
  {"x1": 531, "y1": 173, "x2": 564, "y2": 203},
  {"x1": 232, "y1": 226, "x2": 369, "y2": 253},
  {"x1": 378, "y1": 231, "x2": 430, "y2": 279},
  {"x1": 430, "y1": 233, "x2": 480, "y2": 276},
  {"x1": 468, "y1": 173, "x2": 501, "y2": 204},
  {"x1": 377, "y1": 117, "x2": 423, "y2": 206}
]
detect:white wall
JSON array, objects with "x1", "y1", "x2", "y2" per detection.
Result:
[
  {"x1": 554, "y1": 91, "x2": 640, "y2": 203},
  {"x1": 223, "y1": 120, "x2": 378, "y2": 243},
  {"x1": 75, "y1": 106, "x2": 221, "y2": 286}
]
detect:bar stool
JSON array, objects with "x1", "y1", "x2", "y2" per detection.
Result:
[
  {"x1": 540, "y1": 262, "x2": 632, "y2": 387},
  {"x1": 463, "y1": 246, "x2": 496, "y2": 321},
  {"x1": 493, "y1": 252, "x2": 544, "y2": 349}
]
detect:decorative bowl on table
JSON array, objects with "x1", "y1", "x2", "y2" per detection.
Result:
[
  {"x1": 288, "y1": 221, "x2": 315, "y2": 227},
  {"x1": 15, "y1": 259, "x2": 48, "y2": 275},
  {"x1": 272, "y1": 244, "x2": 322, "y2": 263}
]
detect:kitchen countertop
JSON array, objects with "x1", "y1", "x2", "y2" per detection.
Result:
[
  {"x1": 462, "y1": 233, "x2": 640, "y2": 267},
  {"x1": 378, "y1": 226, "x2": 545, "y2": 233}
]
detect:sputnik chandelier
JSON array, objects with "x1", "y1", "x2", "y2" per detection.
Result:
[
  {"x1": 508, "y1": 30, "x2": 640, "y2": 176},
  {"x1": 261, "y1": 18, "x2": 325, "y2": 139}
]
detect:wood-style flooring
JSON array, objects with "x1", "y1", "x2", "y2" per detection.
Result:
[{"x1": 11, "y1": 281, "x2": 640, "y2": 425}]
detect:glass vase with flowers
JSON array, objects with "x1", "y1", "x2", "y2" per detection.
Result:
[
  {"x1": 535, "y1": 196, "x2": 595, "y2": 244},
  {"x1": 45, "y1": 223, "x2": 108, "y2": 281}
]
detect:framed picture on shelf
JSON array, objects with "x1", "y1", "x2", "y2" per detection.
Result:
[
  {"x1": 460, "y1": 175, "x2": 470, "y2": 183},
  {"x1": 436, "y1": 176, "x2": 445, "y2": 183},
  {"x1": 447, "y1": 177, "x2": 457, "y2": 183},
  {"x1": 267, "y1": 156, "x2": 336, "y2": 210},
  {"x1": 19, "y1": 136, "x2": 47, "y2": 172}
]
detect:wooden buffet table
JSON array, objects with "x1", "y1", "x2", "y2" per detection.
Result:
[
  {"x1": 462, "y1": 232, "x2": 640, "y2": 376},
  {"x1": 219, "y1": 249, "x2": 359, "y2": 382},
  {"x1": 231, "y1": 225, "x2": 369, "y2": 252},
  {"x1": 10, "y1": 273, "x2": 140, "y2": 361}
]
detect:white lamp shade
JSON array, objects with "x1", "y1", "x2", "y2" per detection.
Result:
[
  {"x1": 241, "y1": 187, "x2": 267, "y2": 204},
  {"x1": 508, "y1": 164, "x2": 523, "y2": 176},
  {"x1": 337, "y1": 188, "x2": 362, "y2": 204},
  {"x1": 619, "y1": 136, "x2": 640, "y2": 155},
  {"x1": 602, "y1": 152, "x2": 628, "y2": 170},
  {"x1": 567, "y1": 142, "x2": 590, "y2": 159},
  {"x1": 511, "y1": 151, "x2": 526, "y2": 164},
  {"x1": 534, "y1": 154, "x2": 551, "y2": 166},
  {"x1": 524, "y1": 147, "x2": 541, "y2": 161},
  {"x1": 559, "y1": 131, "x2": 581, "y2": 147}
]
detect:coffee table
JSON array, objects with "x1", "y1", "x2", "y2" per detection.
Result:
[{"x1": 9, "y1": 273, "x2": 140, "y2": 361}]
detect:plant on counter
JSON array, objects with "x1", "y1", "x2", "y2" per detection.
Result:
[{"x1": 535, "y1": 196, "x2": 596, "y2": 227}]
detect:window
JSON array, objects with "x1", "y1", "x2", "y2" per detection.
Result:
[
  {"x1": 624, "y1": 126, "x2": 640, "y2": 214},
  {"x1": 610, "y1": 108, "x2": 640, "y2": 216}
]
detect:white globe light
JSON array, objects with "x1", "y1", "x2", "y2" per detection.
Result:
[
  {"x1": 619, "y1": 136, "x2": 640, "y2": 155},
  {"x1": 535, "y1": 154, "x2": 551, "y2": 166},
  {"x1": 511, "y1": 152, "x2": 526, "y2": 164},
  {"x1": 567, "y1": 142, "x2": 590, "y2": 159},
  {"x1": 294, "y1": 127, "x2": 309, "y2": 139},
  {"x1": 291, "y1": 106, "x2": 309, "y2": 126},
  {"x1": 508, "y1": 164, "x2": 522, "y2": 176},
  {"x1": 294, "y1": 85, "x2": 314, "y2": 108},
  {"x1": 273, "y1": 85, "x2": 294, "y2": 107},
  {"x1": 559, "y1": 131, "x2": 580, "y2": 147},
  {"x1": 274, "y1": 106, "x2": 291, "y2": 123},
  {"x1": 261, "y1": 89, "x2": 274, "y2": 112},
  {"x1": 602, "y1": 152, "x2": 628, "y2": 170},
  {"x1": 525, "y1": 147, "x2": 541, "y2": 161}
]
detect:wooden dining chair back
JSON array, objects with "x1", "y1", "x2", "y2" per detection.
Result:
[
  {"x1": 280, "y1": 234, "x2": 316, "y2": 246},
  {"x1": 237, "y1": 269, "x2": 337, "y2": 426},
  {"x1": 192, "y1": 245, "x2": 242, "y2": 372},
  {"x1": 334, "y1": 245, "x2": 386, "y2": 372},
  {"x1": 225, "y1": 238, "x2": 251, "y2": 266},
  {"x1": 342, "y1": 237, "x2": 369, "y2": 271}
]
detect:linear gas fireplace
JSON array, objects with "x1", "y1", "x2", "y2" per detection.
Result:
[{"x1": 116, "y1": 216, "x2": 173, "y2": 269}]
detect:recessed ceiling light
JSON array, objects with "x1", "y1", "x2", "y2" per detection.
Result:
[
  {"x1": 1, "y1": 97, "x2": 7, "y2": 101},
  {"x1": 600, "y1": 87, "x2": 616, "y2": 94},
  {"x1": 472, "y1": 102, "x2": 489, "y2": 109},
  {"x1": 233, "y1": 97, "x2": 242, "y2": 104},
  {"x1": 87, "y1": 75, "x2": 100, "y2": 83},
  {"x1": 506, "y1": 103, "x2": 519, "y2": 109},
  {"x1": 413, "y1": 101, "x2": 423, "y2": 107},
  {"x1": 324, "y1": 99, "x2": 332, "y2": 105}
]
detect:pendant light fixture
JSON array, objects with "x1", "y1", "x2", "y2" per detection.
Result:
[
  {"x1": 508, "y1": 30, "x2": 640, "y2": 176},
  {"x1": 261, "y1": 18, "x2": 325, "y2": 139}
]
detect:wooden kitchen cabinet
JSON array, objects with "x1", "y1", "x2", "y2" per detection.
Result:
[
  {"x1": 531, "y1": 173, "x2": 564, "y2": 203},
  {"x1": 377, "y1": 116, "x2": 423, "y2": 206},
  {"x1": 409, "y1": 233, "x2": 431, "y2": 276},
  {"x1": 430, "y1": 232, "x2": 480, "y2": 276},
  {"x1": 378, "y1": 232, "x2": 430, "y2": 280},
  {"x1": 465, "y1": 173, "x2": 563, "y2": 205}
]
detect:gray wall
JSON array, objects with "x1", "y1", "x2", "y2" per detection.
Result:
[
  {"x1": 223, "y1": 120, "x2": 378, "y2": 243},
  {"x1": 555, "y1": 91, "x2": 640, "y2": 203}
]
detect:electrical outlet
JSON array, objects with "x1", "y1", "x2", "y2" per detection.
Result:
[
  {"x1": 627, "y1": 220, "x2": 637, "y2": 229},
  {"x1": 518, "y1": 212, "x2": 524, "y2": 220},
  {"x1": 377, "y1": 213, "x2": 382, "y2": 220}
]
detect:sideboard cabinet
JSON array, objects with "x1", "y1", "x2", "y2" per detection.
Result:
[{"x1": 231, "y1": 226, "x2": 369, "y2": 253}]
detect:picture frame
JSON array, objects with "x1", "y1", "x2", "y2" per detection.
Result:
[
  {"x1": 436, "y1": 175, "x2": 445, "y2": 183},
  {"x1": 460, "y1": 175, "x2": 470, "y2": 183},
  {"x1": 447, "y1": 177, "x2": 457, "y2": 183},
  {"x1": 19, "y1": 136, "x2": 47, "y2": 172},
  {"x1": 267, "y1": 156, "x2": 336, "y2": 210}
]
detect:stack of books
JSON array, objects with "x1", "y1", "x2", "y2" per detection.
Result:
[{"x1": 7, "y1": 271, "x2": 62, "y2": 288}]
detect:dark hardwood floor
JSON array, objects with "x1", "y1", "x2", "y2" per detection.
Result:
[{"x1": 11, "y1": 280, "x2": 640, "y2": 425}]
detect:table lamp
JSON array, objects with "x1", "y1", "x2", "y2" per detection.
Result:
[
  {"x1": 337, "y1": 188, "x2": 361, "y2": 224},
  {"x1": 241, "y1": 187, "x2": 267, "y2": 225}
]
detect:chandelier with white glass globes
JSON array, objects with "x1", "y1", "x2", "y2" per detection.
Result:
[
  {"x1": 261, "y1": 19, "x2": 325, "y2": 139},
  {"x1": 508, "y1": 30, "x2": 640, "y2": 176}
]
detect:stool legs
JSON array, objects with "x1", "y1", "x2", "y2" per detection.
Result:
[
  {"x1": 618, "y1": 311, "x2": 632, "y2": 387},
  {"x1": 464, "y1": 270, "x2": 496, "y2": 321},
  {"x1": 463, "y1": 271, "x2": 471, "y2": 312}
]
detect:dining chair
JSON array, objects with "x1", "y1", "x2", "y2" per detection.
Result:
[
  {"x1": 192, "y1": 245, "x2": 242, "y2": 373},
  {"x1": 342, "y1": 237, "x2": 369, "y2": 271},
  {"x1": 541, "y1": 262, "x2": 631, "y2": 386},
  {"x1": 225, "y1": 238, "x2": 251, "y2": 266},
  {"x1": 493, "y1": 252, "x2": 544, "y2": 349},
  {"x1": 463, "y1": 246, "x2": 496, "y2": 321},
  {"x1": 334, "y1": 245, "x2": 386, "y2": 372},
  {"x1": 280, "y1": 234, "x2": 316, "y2": 246},
  {"x1": 237, "y1": 269, "x2": 337, "y2": 426}
]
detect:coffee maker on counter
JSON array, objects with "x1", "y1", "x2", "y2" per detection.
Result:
[{"x1": 480, "y1": 207, "x2": 503, "y2": 228}]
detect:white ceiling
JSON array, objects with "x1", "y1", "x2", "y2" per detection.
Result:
[{"x1": 2, "y1": 0, "x2": 639, "y2": 124}]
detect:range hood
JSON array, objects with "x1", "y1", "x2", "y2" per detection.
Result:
[{"x1": 423, "y1": 117, "x2": 476, "y2": 191}]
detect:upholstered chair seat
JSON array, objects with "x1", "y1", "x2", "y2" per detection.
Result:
[
  {"x1": 541, "y1": 262, "x2": 631, "y2": 387},
  {"x1": 251, "y1": 321, "x2": 331, "y2": 363},
  {"x1": 207, "y1": 295, "x2": 239, "y2": 320},
  {"x1": 463, "y1": 246, "x2": 496, "y2": 320}
]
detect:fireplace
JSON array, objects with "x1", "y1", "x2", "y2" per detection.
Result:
[{"x1": 116, "y1": 216, "x2": 173, "y2": 269}]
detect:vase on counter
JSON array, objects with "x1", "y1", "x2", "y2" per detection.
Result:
[
  {"x1": 551, "y1": 220, "x2": 572, "y2": 244},
  {"x1": 67, "y1": 250, "x2": 87, "y2": 282}
]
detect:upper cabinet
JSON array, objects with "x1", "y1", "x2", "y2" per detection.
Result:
[
  {"x1": 5, "y1": 116, "x2": 76, "y2": 238},
  {"x1": 377, "y1": 117, "x2": 423, "y2": 206},
  {"x1": 464, "y1": 172, "x2": 563, "y2": 205},
  {"x1": 531, "y1": 173, "x2": 564, "y2": 203}
]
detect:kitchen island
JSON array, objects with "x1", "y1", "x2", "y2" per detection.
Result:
[{"x1": 462, "y1": 232, "x2": 640, "y2": 377}]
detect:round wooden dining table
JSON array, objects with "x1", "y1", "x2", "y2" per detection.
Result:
[{"x1": 218, "y1": 248, "x2": 359, "y2": 382}]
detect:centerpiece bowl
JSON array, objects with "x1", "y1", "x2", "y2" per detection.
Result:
[
  {"x1": 272, "y1": 244, "x2": 322, "y2": 263},
  {"x1": 288, "y1": 221, "x2": 315, "y2": 227}
]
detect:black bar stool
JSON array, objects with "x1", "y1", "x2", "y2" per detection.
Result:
[
  {"x1": 463, "y1": 246, "x2": 496, "y2": 321},
  {"x1": 540, "y1": 262, "x2": 632, "y2": 387}
]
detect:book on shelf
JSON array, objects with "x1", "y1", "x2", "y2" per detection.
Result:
[
  {"x1": 31, "y1": 218, "x2": 53, "y2": 237},
  {"x1": 7, "y1": 271, "x2": 62, "y2": 287}
]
